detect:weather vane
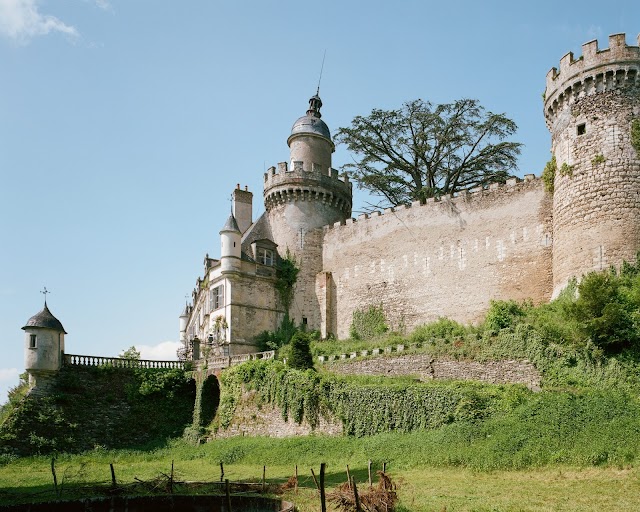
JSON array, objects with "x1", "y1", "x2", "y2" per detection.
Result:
[{"x1": 316, "y1": 49, "x2": 326, "y2": 95}]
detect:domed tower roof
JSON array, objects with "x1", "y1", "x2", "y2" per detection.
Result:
[
  {"x1": 220, "y1": 213, "x2": 241, "y2": 234},
  {"x1": 22, "y1": 302, "x2": 67, "y2": 334},
  {"x1": 288, "y1": 93, "x2": 333, "y2": 146}
]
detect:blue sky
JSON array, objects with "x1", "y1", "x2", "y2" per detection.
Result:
[{"x1": 1, "y1": 0, "x2": 639, "y2": 403}]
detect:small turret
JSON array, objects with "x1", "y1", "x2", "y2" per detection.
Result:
[
  {"x1": 22, "y1": 301, "x2": 66, "y2": 394},
  {"x1": 220, "y1": 213, "x2": 242, "y2": 272},
  {"x1": 179, "y1": 303, "x2": 189, "y2": 342}
]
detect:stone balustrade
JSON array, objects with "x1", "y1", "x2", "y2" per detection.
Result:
[
  {"x1": 64, "y1": 350, "x2": 276, "y2": 372},
  {"x1": 64, "y1": 354, "x2": 186, "y2": 369}
]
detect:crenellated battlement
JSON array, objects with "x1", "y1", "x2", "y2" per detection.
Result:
[
  {"x1": 263, "y1": 161, "x2": 352, "y2": 216},
  {"x1": 544, "y1": 33, "x2": 640, "y2": 126},
  {"x1": 323, "y1": 175, "x2": 539, "y2": 233}
]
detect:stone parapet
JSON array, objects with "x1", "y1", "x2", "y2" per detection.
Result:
[
  {"x1": 263, "y1": 161, "x2": 352, "y2": 217},
  {"x1": 545, "y1": 33, "x2": 640, "y2": 127},
  {"x1": 323, "y1": 175, "x2": 537, "y2": 234}
]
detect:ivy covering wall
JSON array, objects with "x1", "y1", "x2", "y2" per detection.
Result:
[
  {"x1": 214, "y1": 360, "x2": 529, "y2": 437},
  {"x1": 0, "y1": 366, "x2": 196, "y2": 456}
]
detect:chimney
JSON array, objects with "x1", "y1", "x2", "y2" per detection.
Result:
[{"x1": 232, "y1": 186, "x2": 253, "y2": 234}]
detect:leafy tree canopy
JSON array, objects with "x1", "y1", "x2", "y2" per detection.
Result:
[
  {"x1": 119, "y1": 346, "x2": 141, "y2": 360},
  {"x1": 335, "y1": 99, "x2": 523, "y2": 209}
]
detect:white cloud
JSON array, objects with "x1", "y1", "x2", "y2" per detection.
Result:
[
  {"x1": 0, "y1": 368, "x2": 21, "y2": 406},
  {"x1": 93, "y1": 0, "x2": 111, "y2": 10},
  {"x1": 135, "y1": 341, "x2": 181, "y2": 361},
  {"x1": 0, "y1": 0, "x2": 79, "y2": 44},
  {"x1": 0, "y1": 368, "x2": 20, "y2": 382}
]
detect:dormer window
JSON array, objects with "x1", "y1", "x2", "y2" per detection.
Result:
[{"x1": 258, "y1": 248, "x2": 274, "y2": 266}]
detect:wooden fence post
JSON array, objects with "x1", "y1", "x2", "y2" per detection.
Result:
[
  {"x1": 220, "y1": 461, "x2": 224, "y2": 482},
  {"x1": 320, "y1": 463, "x2": 327, "y2": 512},
  {"x1": 346, "y1": 464, "x2": 351, "y2": 490},
  {"x1": 368, "y1": 459, "x2": 372, "y2": 487},
  {"x1": 110, "y1": 463, "x2": 116, "y2": 487},
  {"x1": 170, "y1": 460, "x2": 174, "y2": 494},
  {"x1": 310, "y1": 468, "x2": 319, "y2": 490},
  {"x1": 352, "y1": 477, "x2": 362, "y2": 512},
  {"x1": 50, "y1": 458, "x2": 58, "y2": 497},
  {"x1": 295, "y1": 465, "x2": 298, "y2": 494},
  {"x1": 225, "y1": 478, "x2": 232, "y2": 512},
  {"x1": 262, "y1": 465, "x2": 266, "y2": 493}
]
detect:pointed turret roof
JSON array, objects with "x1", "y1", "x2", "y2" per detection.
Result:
[
  {"x1": 220, "y1": 213, "x2": 241, "y2": 234},
  {"x1": 22, "y1": 302, "x2": 67, "y2": 333}
]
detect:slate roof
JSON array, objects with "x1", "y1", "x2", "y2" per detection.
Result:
[
  {"x1": 220, "y1": 213, "x2": 241, "y2": 234},
  {"x1": 22, "y1": 303, "x2": 67, "y2": 333}
]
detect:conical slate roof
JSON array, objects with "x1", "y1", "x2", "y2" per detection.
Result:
[
  {"x1": 220, "y1": 213, "x2": 241, "y2": 234},
  {"x1": 22, "y1": 303, "x2": 67, "y2": 334}
]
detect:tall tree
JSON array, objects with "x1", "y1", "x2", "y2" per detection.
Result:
[{"x1": 335, "y1": 99, "x2": 522, "y2": 209}]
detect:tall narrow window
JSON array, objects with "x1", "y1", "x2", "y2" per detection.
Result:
[
  {"x1": 210, "y1": 285, "x2": 224, "y2": 310},
  {"x1": 577, "y1": 123, "x2": 586, "y2": 135},
  {"x1": 29, "y1": 334, "x2": 37, "y2": 348}
]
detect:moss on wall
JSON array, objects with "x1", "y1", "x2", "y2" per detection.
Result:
[{"x1": 0, "y1": 366, "x2": 196, "y2": 456}]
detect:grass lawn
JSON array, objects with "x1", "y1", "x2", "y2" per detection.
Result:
[{"x1": 1, "y1": 437, "x2": 639, "y2": 511}]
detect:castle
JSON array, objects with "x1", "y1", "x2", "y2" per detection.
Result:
[
  {"x1": 176, "y1": 33, "x2": 640, "y2": 358},
  {"x1": 16, "y1": 33, "x2": 640, "y2": 394}
]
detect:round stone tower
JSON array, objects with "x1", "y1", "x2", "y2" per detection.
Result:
[
  {"x1": 264, "y1": 93, "x2": 352, "y2": 327},
  {"x1": 544, "y1": 33, "x2": 640, "y2": 296},
  {"x1": 22, "y1": 301, "x2": 66, "y2": 394}
]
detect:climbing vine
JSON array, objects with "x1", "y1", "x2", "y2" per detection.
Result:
[
  {"x1": 559, "y1": 162, "x2": 574, "y2": 177},
  {"x1": 541, "y1": 155, "x2": 557, "y2": 193},
  {"x1": 631, "y1": 119, "x2": 640, "y2": 154},
  {"x1": 214, "y1": 360, "x2": 529, "y2": 437},
  {"x1": 275, "y1": 249, "x2": 300, "y2": 316}
]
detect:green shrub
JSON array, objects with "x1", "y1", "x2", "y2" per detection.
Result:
[
  {"x1": 255, "y1": 315, "x2": 298, "y2": 352},
  {"x1": 541, "y1": 155, "x2": 556, "y2": 193},
  {"x1": 410, "y1": 318, "x2": 468, "y2": 344},
  {"x1": 631, "y1": 119, "x2": 640, "y2": 153},
  {"x1": 350, "y1": 304, "x2": 388, "y2": 340},
  {"x1": 484, "y1": 300, "x2": 527, "y2": 333},
  {"x1": 289, "y1": 332, "x2": 314, "y2": 370},
  {"x1": 567, "y1": 270, "x2": 639, "y2": 353}
]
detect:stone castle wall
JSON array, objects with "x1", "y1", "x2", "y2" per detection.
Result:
[
  {"x1": 325, "y1": 354, "x2": 541, "y2": 391},
  {"x1": 321, "y1": 178, "x2": 553, "y2": 339}
]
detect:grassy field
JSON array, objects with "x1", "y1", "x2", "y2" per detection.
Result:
[{"x1": 1, "y1": 436, "x2": 640, "y2": 511}]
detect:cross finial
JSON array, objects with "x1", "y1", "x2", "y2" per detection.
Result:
[{"x1": 41, "y1": 286, "x2": 49, "y2": 306}]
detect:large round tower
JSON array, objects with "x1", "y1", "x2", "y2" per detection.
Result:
[
  {"x1": 544, "y1": 33, "x2": 640, "y2": 296},
  {"x1": 264, "y1": 93, "x2": 352, "y2": 327}
]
